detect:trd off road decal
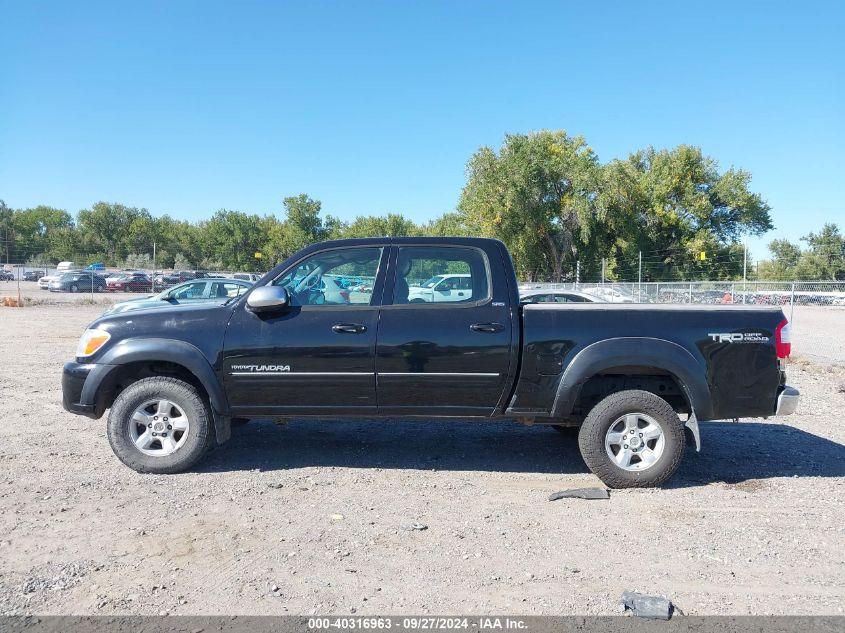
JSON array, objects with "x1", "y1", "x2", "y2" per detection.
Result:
[{"x1": 707, "y1": 332, "x2": 769, "y2": 343}]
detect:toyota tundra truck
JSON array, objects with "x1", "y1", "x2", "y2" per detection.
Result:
[{"x1": 62, "y1": 237, "x2": 799, "y2": 487}]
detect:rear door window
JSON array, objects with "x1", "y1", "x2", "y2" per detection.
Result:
[{"x1": 393, "y1": 246, "x2": 490, "y2": 305}]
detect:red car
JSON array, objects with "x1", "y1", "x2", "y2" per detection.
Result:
[{"x1": 107, "y1": 273, "x2": 152, "y2": 292}]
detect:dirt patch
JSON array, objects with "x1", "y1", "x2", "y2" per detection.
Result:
[{"x1": 0, "y1": 304, "x2": 843, "y2": 616}]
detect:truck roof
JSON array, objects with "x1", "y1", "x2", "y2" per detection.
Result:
[{"x1": 296, "y1": 236, "x2": 506, "y2": 249}]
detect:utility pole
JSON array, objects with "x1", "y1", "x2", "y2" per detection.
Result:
[
  {"x1": 601, "y1": 258, "x2": 606, "y2": 286},
  {"x1": 575, "y1": 260, "x2": 580, "y2": 289},
  {"x1": 152, "y1": 241, "x2": 156, "y2": 293},
  {"x1": 742, "y1": 234, "x2": 748, "y2": 304},
  {"x1": 638, "y1": 251, "x2": 642, "y2": 302}
]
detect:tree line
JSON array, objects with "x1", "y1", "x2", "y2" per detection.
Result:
[{"x1": 1, "y1": 130, "x2": 841, "y2": 280}]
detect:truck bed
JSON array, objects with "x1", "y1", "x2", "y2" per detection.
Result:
[{"x1": 509, "y1": 302, "x2": 786, "y2": 421}]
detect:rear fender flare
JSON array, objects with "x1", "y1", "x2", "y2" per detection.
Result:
[{"x1": 550, "y1": 337, "x2": 713, "y2": 420}]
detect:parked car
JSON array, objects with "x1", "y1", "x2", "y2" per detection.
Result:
[
  {"x1": 102, "y1": 278, "x2": 253, "y2": 315},
  {"x1": 62, "y1": 237, "x2": 798, "y2": 488},
  {"x1": 49, "y1": 271, "x2": 107, "y2": 293},
  {"x1": 407, "y1": 273, "x2": 473, "y2": 303},
  {"x1": 520, "y1": 290, "x2": 606, "y2": 304},
  {"x1": 56, "y1": 261, "x2": 76, "y2": 273},
  {"x1": 107, "y1": 272, "x2": 152, "y2": 292},
  {"x1": 317, "y1": 277, "x2": 350, "y2": 303},
  {"x1": 39, "y1": 272, "x2": 67, "y2": 289},
  {"x1": 232, "y1": 272, "x2": 262, "y2": 282},
  {"x1": 0, "y1": 270, "x2": 14, "y2": 281},
  {"x1": 581, "y1": 286, "x2": 638, "y2": 303},
  {"x1": 153, "y1": 270, "x2": 208, "y2": 288},
  {"x1": 23, "y1": 270, "x2": 45, "y2": 282}
]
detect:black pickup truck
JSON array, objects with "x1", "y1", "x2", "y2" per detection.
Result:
[{"x1": 62, "y1": 237, "x2": 799, "y2": 487}]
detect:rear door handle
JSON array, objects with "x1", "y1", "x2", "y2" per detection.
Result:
[
  {"x1": 470, "y1": 322, "x2": 505, "y2": 333},
  {"x1": 332, "y1": 323, "x2": 367, "y2": 334}
]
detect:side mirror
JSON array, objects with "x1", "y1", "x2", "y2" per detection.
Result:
[{"x1": 247, "y1": 286, "x2": 290, "y2": 313}]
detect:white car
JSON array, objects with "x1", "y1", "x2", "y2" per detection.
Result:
[
  {"x1": 520, "y1": 290, "x2": 606, "y2": 304},
  {"x1": 321, "y1": 277, "x2": 350, "y2": 303},
  {"x1": 38, "y1": 273, "x2": 64, "y2": 289},
  {"x1": 832, "y1": 296, "x2": 845, "y2": 306},
  {"x1": 407, "y1": 273, "x2": 473, "y2": 303},
  {"x1": 233, "y1": 272, "x2": 262, "y2": 282},
  {"x1": 581, "y1": 286, "x2": 638, "y2": 303}
]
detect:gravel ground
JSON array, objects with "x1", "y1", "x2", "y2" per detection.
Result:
[
  {"x1": 0, "y1": 302, "x2": 843, "y2": 616},
  {"x1": 788, "y1": 306, "x2": 845, "y2": 366}
]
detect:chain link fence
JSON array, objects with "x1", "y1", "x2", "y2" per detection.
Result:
[
  {"x1": 517, "y1": 280, "x2": 845, "y2": 366},
  {"x1": 518, "y1": 280, "x2": 845, "y2": 309}
]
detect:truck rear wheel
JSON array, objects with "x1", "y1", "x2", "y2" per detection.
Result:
[
  {"x1": 107, "y1": 377, "x2": 214, "y2": 474},
  {"x1": 578, "y1": 389, "x2": 685, "y2": 488}
]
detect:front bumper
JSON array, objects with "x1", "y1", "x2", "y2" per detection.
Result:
[
  {"x1": 62, "y1": 362, "x2": 101, "y2": 418},
  {"x1": 775, "y1": 385, "x2": 800, "y2": 416}
]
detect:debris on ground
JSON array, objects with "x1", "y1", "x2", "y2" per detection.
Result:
[
  {"x1": 548, "y1": 487, "x2": 609, "y2": 501},
  {"x1": 621, "y1": 590, "x2": 674, "y2": 620},
  {"x1": 411, "y1": 523, "x2": 428, "y2": 530}
]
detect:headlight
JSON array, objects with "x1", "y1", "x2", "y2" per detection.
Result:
[{"x1": 76, "y1": 329, "x2": 111, "y2": 358}]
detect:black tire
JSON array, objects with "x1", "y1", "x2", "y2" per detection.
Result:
[
  {"x1": 577, "y1": 389, "x2": 685, "y2": 488},
  {"x1": 107, "y1": 376, "x2": 214, "y2": 474},
  {"x1": 70, "y1": 284, "x2": 79, "y2": 293},
  {"x1": 95, "y1": 284, "x2": 104, "y2": 293},
  {"x1": 410, "y1": 298, "x2": 426, "y2": 303}
]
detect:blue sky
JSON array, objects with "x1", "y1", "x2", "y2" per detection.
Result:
[{"x1": 1, "y1": 0, "x2": 843, "y2": 259}]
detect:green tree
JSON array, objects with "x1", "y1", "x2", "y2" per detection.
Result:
[
  {"x1": 599, "y1": 145, "x2": 772, "y2": 281},
  {"x1": 802, "y1": 223, "x2": 845, "y2": 280},
  {"x1": 758, "y1": 224, "x2": 844, "y2": 281},
  {"x1": 172, "y1": 253, "x2": 193, "y2": 271},
  {"x1": 341, "y1": 213, "x2": 419, "y2": 238},
  {"x1": 421, "y1": 212, "x2": 471, "y2": 237},
  {"x1": 0, "y1": 200, "x2": 14, "y2": 263},
  {"x1": 264, "y1": 194, "x2": 330, "y2": 264},
  {"x1": 284, "y1": 194, "x2": 326, "y2": 241},
  {"x1": 758, "y1": 239, "x2": 802, "y2": 280},
  {"x1": 198, "y1": 209, "x2": 265, "y2": 270},
  {"x1": 125, "y1": 253, "x2": 153, "y2": 269},
  {"x1": 459, "y1": 130, "x2": 601, "y2": 281},
  {"x1": 77, "y1": 202, "x2": 151, "y2": 264}
]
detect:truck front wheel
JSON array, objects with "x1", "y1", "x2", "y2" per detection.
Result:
[
  {"x1": 107, "y1": 376, "x2": 214, "y2": 474},
  {"x1": 578, "y1": 389, "x2": 685, "y2": 488}
]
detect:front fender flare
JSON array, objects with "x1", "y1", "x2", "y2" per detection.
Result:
[
  {"x1": 91, "y1": 338, "x2": 231, "y2": 442},
  {"x1": 550, "y1": 337, "x2": 713, "y2": 420}
]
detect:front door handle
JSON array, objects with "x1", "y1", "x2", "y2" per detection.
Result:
[
  {"x1": 332, "y1": 323, "x2": 367, "y2": 334},
  {"x1": 470, "y1": 322, "x2": 505, "y2": 333}
]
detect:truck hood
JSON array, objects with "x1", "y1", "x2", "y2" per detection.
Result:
[{"x1": 84, "y1": 302, "x2": 236, "y2": 364}]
